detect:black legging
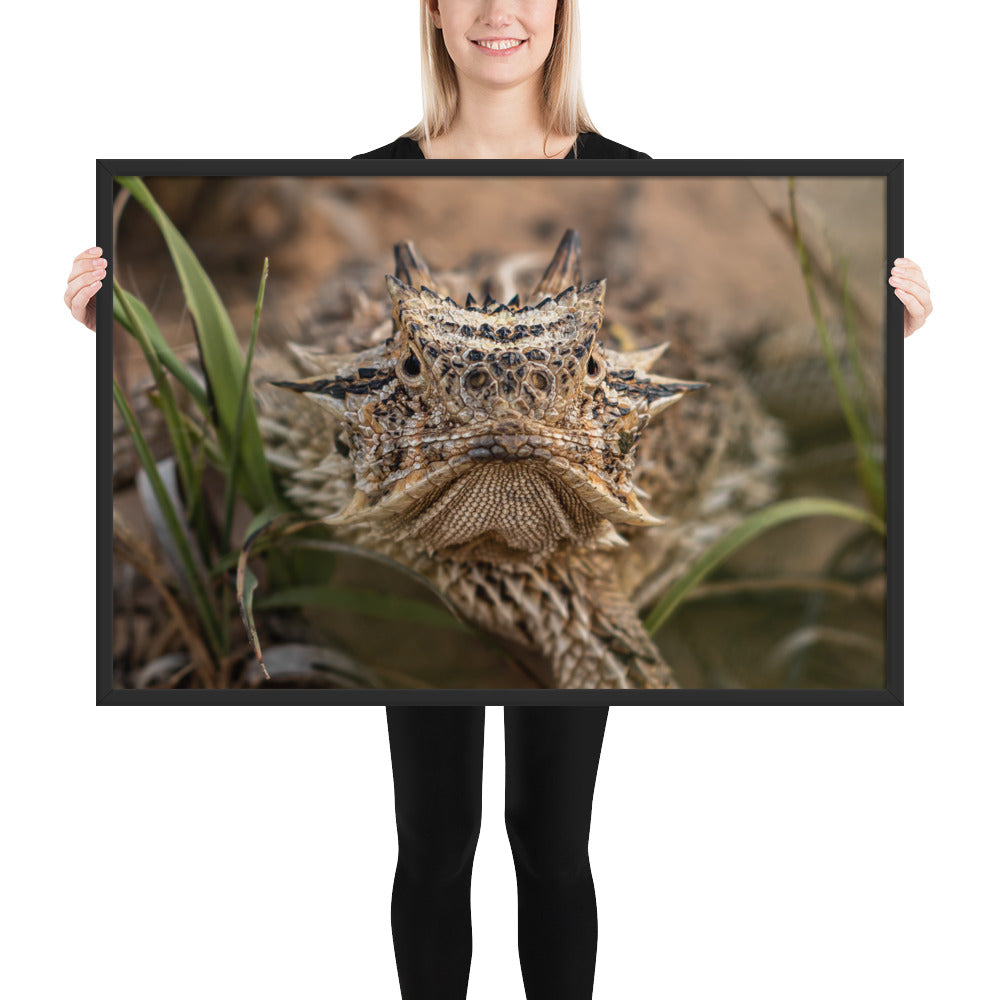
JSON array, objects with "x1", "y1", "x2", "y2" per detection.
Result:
[{"x1": 386, "y1": 705, "x2": 610, "y2": 1000}]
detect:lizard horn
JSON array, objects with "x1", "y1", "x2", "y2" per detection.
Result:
[
  {"x1": 530, "y1": 228, "x2": 582, "y2": 299},
  {"x1": 393, "y1": 240, "x2": 447, "y2": 294}
]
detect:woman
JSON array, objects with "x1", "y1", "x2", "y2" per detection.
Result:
[{"x1": 65, "y1": 3, "x2": 933, "y2": 999}]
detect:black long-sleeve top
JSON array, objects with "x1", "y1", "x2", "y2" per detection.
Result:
[{"x1": 352, "y1": 132, "x2": 652, "y2": 159}]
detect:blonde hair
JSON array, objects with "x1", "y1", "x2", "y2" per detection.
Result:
[{"x1": 402, "y1": 0, "x2": 600, "y2": 157}]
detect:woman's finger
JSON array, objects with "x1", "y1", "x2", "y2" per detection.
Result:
[
  {"x1": 894, "y1": 286, "x2": 922, "y2": 310},
  {"x1": 68, "y1": 277, "x2": 102, "y2": 326},
  {"x1": 68, "y1": 245, "x2": 103, "y2": 272},
  {"x1": 888, "y1": 275, "x2": 931, "y2": 309},
  {"x1": 890, "y1": 264, "x2": 928, "y2": 292},
  {"x1": 894, "y1": 286, "x2": 932, "y2": 336},
  {"x1": 64, "y1": 263, "x2": 107, "y2": 308},
  {"x1": 67, "y1": 253, "x2": 107, "y2": 284}
]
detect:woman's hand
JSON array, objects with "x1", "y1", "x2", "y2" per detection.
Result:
[
  {"x1": 889, "y1": 258, "x2": 932, "y2": 337},
  {"x1": 64, "y1": 247, "x2": 107, "y2": 332}
]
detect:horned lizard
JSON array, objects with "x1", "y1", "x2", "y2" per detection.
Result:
[{"x1": 252, "y1": 230, "x2": 785, "y2": 689}]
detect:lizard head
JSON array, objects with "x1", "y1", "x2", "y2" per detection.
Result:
[{"x1": 272, "y1": 230, "x2": 706, "y2": 565}]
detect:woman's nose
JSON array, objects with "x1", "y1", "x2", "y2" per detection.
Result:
[{"x1": 479, "y1": 2, "x2": 515, "y2": 28}]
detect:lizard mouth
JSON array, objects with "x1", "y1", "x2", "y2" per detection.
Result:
[{"x1": 325, "y1": 430, "x2": 662, "y2": 545}]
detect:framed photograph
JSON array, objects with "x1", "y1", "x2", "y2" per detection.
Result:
[{"x1": 97, "y1": 160, "x2": 902, "y2": 705}]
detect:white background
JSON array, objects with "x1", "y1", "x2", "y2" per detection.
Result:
[{"x1": 2, "y1": 2, "x2": 997, "y2": 998}]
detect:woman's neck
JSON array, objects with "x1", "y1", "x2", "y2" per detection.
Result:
[{"x1": 421, "y1": 75, "x2": 576, "y2": 159}]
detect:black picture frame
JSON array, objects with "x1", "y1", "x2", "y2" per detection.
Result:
[{"x1": 97, "y1": 158, "x2": 903, "y2": 706}]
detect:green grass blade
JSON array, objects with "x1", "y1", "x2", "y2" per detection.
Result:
[
  {"x1": 224, "y1": 258, "x2": 269, "y2": 547},
  {"x1": 166, "y1": 404, "x2": 226, "y2": 470},
  {"x1": 236, "y1": 564, "x2": 268, "y2": 680},
  {"x1": 235, "y1": 504, "x2": 304, "y2": 681},
  {"x1": 145, "y1": 392, "x2": 218, "y2": 563},
  {"x1": 113, "y1": 377, "x2": 227, "y2": 658},
  {"x1": 113, "y1": 279, "x2": 204, "y2": 542},
  {"x1": 643, "y1": 497, "x2": 886, "y2": 635},
  {"x1": 116, "y1": 175, "x2": 277, "y2": 512},
  {"x1": 112, "y1": 282, "x2": 209, "y2": 411}
]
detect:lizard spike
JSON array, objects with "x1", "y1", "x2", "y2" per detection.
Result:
[
  {"x1": 323, "y1": 488, "x2": 372, "y2": 526},
  {"x1": 577, "y1": 277, "x2": 607, "y2": 309},
  {"x1": 624, "y1": 493, "x2": 666, "y2": 526},
  {"x1": 393, "y1": 240, "x2": 441, "y2": 292},
  {"x1": 618, "y1": 342, "x2": 670, "y2": 371},
  {"x1": 650, "y1": 375, "x2": 710, "y2": 392},
  {"x1": 385, "y1": 273, "x2": 419, "y2": 310},
  {"x1": 466, "y1": 292, "x2": 478, "y2": 308},
  {"x1": 575, "y1": 278, "x2": 607, "y2": 331},
  {"x1": 483, "y1": 293, "x2": 498, "y2": 309},
  {"x1": 646, "y1": 376, "x2": 711, "y2": 417},
  {"x1": 267, "y1": 375, "x2": 350, "y2": 415},
  {"x1": 531, "y1": 228, "x2": 582, "y2": 298},
  {"x1": 507, "y1": 293, "x2": 520, "y2": 308}
]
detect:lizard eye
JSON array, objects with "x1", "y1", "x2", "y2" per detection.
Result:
[
  {"x1": 398, "y1": 350, "x2": 422, "y2": 381},
  {"x1": 585, "y1": 354, "x2": 604, "y2": 381}
]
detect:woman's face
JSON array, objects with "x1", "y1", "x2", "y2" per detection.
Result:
[{"x1": 429, "y1": 0, "x2": 560, "y2": 89}]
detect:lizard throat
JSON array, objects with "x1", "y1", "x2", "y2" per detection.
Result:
[{"x1": 401, "y1": 460, "x2": 608, "y2": 562}]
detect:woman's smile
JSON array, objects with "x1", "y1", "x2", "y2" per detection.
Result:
[{"x1": 471, "y1": 36, "x2": 528, "y2": 56}]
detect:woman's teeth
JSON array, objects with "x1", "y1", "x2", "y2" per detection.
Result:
[{"x1": 475, "y1": 39, "x2": 525, "y2": 50}]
